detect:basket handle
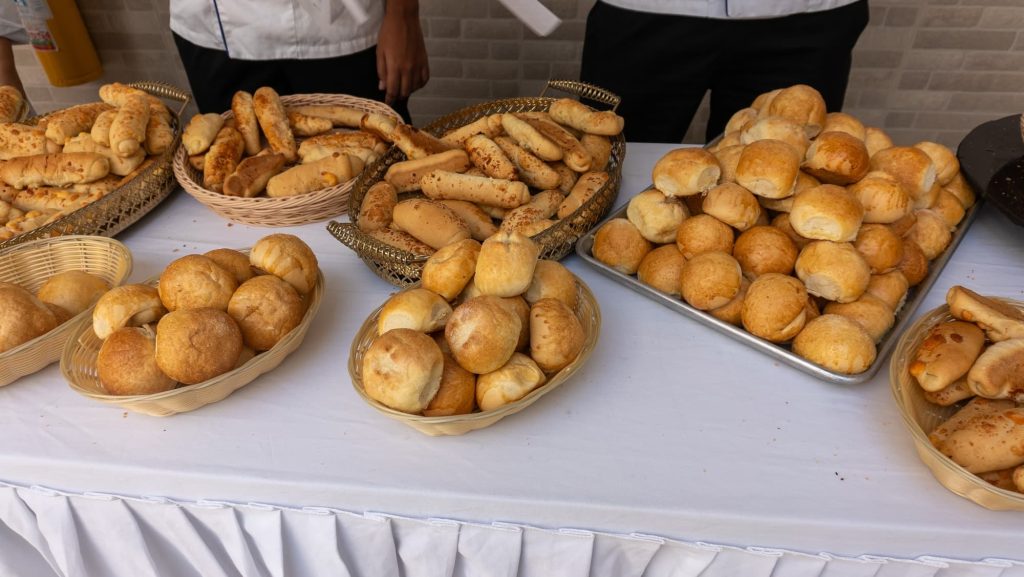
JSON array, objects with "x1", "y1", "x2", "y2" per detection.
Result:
[
  {"x1": 326, "y1": 220, "x2": 366, "y2": 253},
  {"x1": 541, "y1": 80, "x2": 621, "y2": 111},
  {"x1": 128, "y1": 81, "x2": 192, "y2": 119}
]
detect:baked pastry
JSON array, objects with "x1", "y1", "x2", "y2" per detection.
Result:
[
  {"x1": 931, "y1": 188, "x2": 966, "y2": 228},
  {"x1": 203, "y1": 248, "x2": 254, "y2": 285},
  {"x1": 914, "y1": 141, "x2": 959, "y2": 186},
  {"x1": 904, "y1": 209, "x2": 952, "y2": 261},
  {"x1": 944, "y1": 172, "x2": 976, "y2": 210},
  {"x1": 865, "y1": 271, "x2": 909, "y2": 312},
  {"x1": 725, "y1": 107, "x2": 757, "y2": 134},
  {"x1": 848, "y1": 171, "x2": 911, "y2": 224},
  {"x1": 740, "y1": 115, "x2": 809, "y2": 157},
  {"x1": 530, "y1": 298, "x2": 585, "y2": 373},
  {"x1": 922, "y1": 379, "x2": 975, "y2": 407},
  {"x1": 357, "y1": 181, "x2": 398, "y2": 233},
  {"x1": 788, "y1": 184, "x2": 864, "y2": 242},
  {"x1": 92, "y1": 284, "x2": 166, "y2": 340},
  {"x1": 821, "y1": 112, "x2": 866, "y2": 141},
  {"x1": 801, "y1": 131, "x2": 870, "y2": 185},
  {"x1": 967, "y1": 339, "x2": 1024, "y2": 401},
  {"x1": 733, "y1": 225, "x2": 798, "y2": 279},
  {"x1": 475, "y1": 352, "x2": 547, "y2": 411},
  {"x1": 766, "y1": 84, "x2": 827, "y2": 137},
  {"x1": 96, "y1": 326, "x2": 176, "y2": 395},
  {"x1": 496, "y1": 295, "x2": 531, "y2": 351},
  {"x1": 524, "y1": 259, "x2": 578, "y2": 309},
  {"x1": 853, "y1": 224, "x2": 904, "y2": 274},
  {"x1": 735, "y1": 139, "x2": 801, "y2": 199},
  {"x1": 158, "y1": 254, "x2": 238, "y2": 312},
  {"x1": 770, "y1": 213, "x2": 812, "y2": 250},
  {"x1": 423, "y1": 353, "x2": 476, "y2": 416},
  {"x1": 36, "y1": 270, "x2": 110, "y2": 316},
  {"x1": 651, "y1": 148, "x2": 721, "y2": 197},
  {"x1": 445, "y1": 295, "x2": 522, "y2": 374},
  {"x1": 680, "y1": 251, "x2": 743, "y2": 311},
  {"x1": 701, "y1": 182, "x2": 761, "y2": 231},
  {"x1": 947, "y1": 285, "x2": 1024, "y2": 342},
  {"x1": 593, "y1": 218, "x2": 652, "y2": 275},
  {"x1": 392, "y1": 198, "x2": 472, "y2": 251},
  {"x1": 637, "y1": 244, "x2": 686, "y2": 297},
  {"x1": 870, "y1": 146, "x2": 936, "y2": 203},
  {"x1": 227, "y1": 275, "x2": 305, "y2": 351},
  {"x1": 823, "y1": 294, "x2": 895, "y2": 343},
  {"x1": 675, "y1": 214, "x2": 734, "y2": 259},
  {"x1": 627, "y1": 188, "x2": 688, "y2": 244},
  {"x1": 377, "y1": 288, "x2": 453, "y2": 335},
  {"x1": 741, "y1": 273, "x2": 808, "y2": 343},
  {"x1": 709, "y1": 277, "x2": 750, "y2": 326},
  {"x1": 421, "y1": 239, "x2": 481, "y2": 302},
  {"x1": 933, "y1": 401, "x2": 1024, "y2": 474},
  {"x1": 474, "y1": 231, "x2": 540, "y2": 297},
  {"x1": 909, "y1": 320, "x2": 986, "y2": 392},
  {"x1": 367, "y1": 228, "x2": 436, "y2": 256},
  {"x1": 863, "y1": 126, "x2": 894, "y2": 157},
  {"x1": 250, "y1": 234, "x2": 319, "y2": 296},
  {"x1": 896, "y1": 240, "x2": 929, "y2": 287},
  {"x1": 795, "y1": 241, "x2": 870, "y2": 303},
  {"x1": 0, "y1": 282, "x2": 57, "y2": 353},
  {"x1": 792, "y1": 314, "x2": 877, "y2": 374},
  {"x1": 712, "y1": 144, "x2": 745, "y2": 184},
  {"x1": 362, "y1": 328, "x2": 444, "y2": 414},
  {"x1": 155, "y1": 308, "x2": 243, "y2": 385}
]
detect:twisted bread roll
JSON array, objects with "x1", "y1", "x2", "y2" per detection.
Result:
[{"x1": 0, "y1": 152, "x2": 110, "y2": 189}]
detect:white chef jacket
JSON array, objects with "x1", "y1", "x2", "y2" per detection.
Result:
[
  {"x1": 600, "y1": 0, "x2": 861, "y2": 19},
  {"x1": 169, "y1": 0, "x2": 383, "y2": 61}
]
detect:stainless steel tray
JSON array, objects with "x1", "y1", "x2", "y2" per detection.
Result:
[{"x1": 575, "y1": 190, "x2": 982, "y2": 385}]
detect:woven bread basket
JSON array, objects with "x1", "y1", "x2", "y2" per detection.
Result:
[
  {"x1": 349, "y1": 275, "x2": 601, "y2": 436},
  {"x1": 328, "y1": 80, "x2": 625, "y2": 287},
  {"x1": 173, "y1": 93, "x2": 401, "y2": 227},
  {"x1": 61, "y1": 254, "x2": 324, "y2": 416},
  {"x1": 0, "y1": 235, "x2": 133, "y2": 386},
  {"x1": 890, "y1": 298, "x2": 1024, "y2": 511}
]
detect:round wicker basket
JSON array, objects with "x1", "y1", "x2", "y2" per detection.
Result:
[
  {"x1": 173, "y1": 93, "x2": 401, "y2": 227},
  {"x1": 0, "y1": 235, "x2": 133, "y2": 387},
  {"x1": 349, "y1": 275, "x2": 601, "y2": 436},
  {"x1": 61, "y1": 256, "x2": 324, "y2": 416},
  {"x1": 890, "y1": 298, "x2": 1024, "y2": 511}
]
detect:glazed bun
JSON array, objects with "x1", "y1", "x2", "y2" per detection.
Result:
[
  {"x1": 475, "y1": 231, "x2": 540, "y2": 297},
  {"x1": 627, "y1": 188, "x2": 688, "y2": 244},
  {"x1": 250, "y1": 233, "x2": 319, "y2": 295},
  {"x1": 914, "y1": 141, "x2": 959, "y2": 186},
  {"x1": 853, "y1": 223, "x2": 904, "y2": 273},
  {"x1": 766, "y1": 84, "x2": 827, "y2": 137},
  {"x1": 529, "y1": 298, "x2": 585, "y2": 373},
  {"x1": 896, "y1": 240, "x2": 929, "y2": 287},
  {"x1": 423, "y1": 353, "x2": 476, "y2": 417},
  {"x1": 0, "y1": 282, "x2": 58, "y2": 353},
  {"x1": 709, "y1": 277, "x2": 750, "y2": 326},
  {"x1": 680, "y1": 251, "x2": 743, "y2": 310},
  {"x1": 822, "y1": 112, "x2": 866, "y2": 141},
  {"x1": 637, "y1": 244, "x2": 686, "y2": 297},
  {"x1": 792, "y1": 314, "x2": 877, "y2": 374},
  {"x1": 421, "y1": 238, "x2": 481, "y2": 301},
  {"x1": 227, "y1": 275, "x2": 305, "y2": 351},
  {"x1": 158, "y1": 254, "x2": 238, "y2": 311},
  {"x1": 445, "y1": 295, "x2": 521, "y2": 374},
  {"x1": 362, "y1": 328, "x2": 443, "y2": 414},
  {"x1": 378, "y1": 288, "x2": 452, "y2": 335},
  {"x1": 733, "y1": 225, "x2": 799, "y2": 279},
  {"x1": 475, "y1": 352, "x2": 546, "y2": 411},
  {"x1": 96, "y1": 326, "x2": 176, "y2": 395},
  {"x1": 203, "y1": 248, "x2": 253, "y2": 285},
  {"x1": 848, "y1": 171, "x2": 912, "y2": 224},
  {"x1": 525, "y1": 259, "x2": 578, "y2": 309},
  {"x1": 712, "y1": 144, "x2": 745, "y2": 184},
  {"x1": 735, "y1": 139, "x2": 801, "y2": 199},
  {"x1": 788, "y1": 184, "x2": 864, "y2": 242},
  {"x1": 741, "y1": 273, "x2": 808, "y2": 343},
  {"x1": 593, "y1": 218, "x2": 652, "y2": 275},
  {"x1": 92, "y1": 284, "x2": 166, "y2": 340},
  {"x1": 870, "y1": 146, "x2": 937, "y2": 203},
  {"x1": 863, "y1": 126, "x2": 894, "y2": 157},
  {"x1": 866, "y1": 271, "x2": 910, "y2": 312},
  {"x1": 675, "y1": 214, "x2": 734, "y2": 259},
  {"x1": 652, "y1": 148, "x2": 721, "y2": 197},
  {"x1": 801, "y1": 131, "x2": 870, "y2": 185},
  {"x1": 701, "y1": 182, "x2": 762, "y2": 231},
  {"x1": 740, "y1": 116, "x2": 809, "y2": 157},
  {"x1": 36, "y1": 271, "x2": 110, "y2": 316},
  {"x1": 155, "y1": 308, "x2": 243, "y2": 385},
  {"x1": 795, "y1": 241, "x2": 871, "y2": 303},
  {"x1": 904, "y1": 209, "x2": 952, "y2": 260}
]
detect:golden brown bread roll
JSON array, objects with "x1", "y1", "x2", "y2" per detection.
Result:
[
  {"x1": 530, "y1": 298, "x2": 585, "y2": 372},
  {"x1": 0, "y1": 282, "x2": 58, "y2": 353},
  {"x1": 183, "y1": 113, "x2": 225, "y2": 156},
  {"x1": 702, "y1": 182, "x2": 762, "y2": 231},
  {"x1": 751, "y1": 88, "x2": 782, "y2": 114},
  {"x1": 680, "y1": 251, "x2": 743, "y2": 310},
  {"x1": 446, "y1": 295, "x2": 522, "y2": 374},
  {"x1": 500, "y1": 190, "x2": 564, "y2": 235},
  {"x1": 493, "y1": 135, "x2": 560, "y2": 190},
  {"x1": 367, "y1": 228, "x2": 436, "y2": 256},
  {"x1": 0, "y1": 123, "x2": 53, "y2": 160},
  {"x1": 108, "y1": 94, "x2": 150, "y2": 158},
  {"x1": 652, "y1": 148, "x2": 721, "y2": 197},
  {"x1": 501, "y1": 113, "x2": 562, "y2": 162},
  {"x1": 792, "y1": 314, "x2": 877, "y2": 374},
  {"x1": 735, "y1": 139, "x2": 801, "y2": 199},
  {"x1": 475, "y1": 352, "x2": 547, "y2": 411},
  {"x1": 423, "y1": 353, "x2": 477, "y2": 416},
  {"x1": 934, "y1": 403, "x2": 1024, "y2": 473},
  {"x1": 44, "y1": 101, "x2": 113, "y2": 145},
  {"x1": 725, "y1": 107, "x2": 758, "y2": 134},
  {"x1": 155, "y1": 308, "x2": 243, "y2": 384},
  {"x1": 98, "y1": 82, "x2": 160, "y2": 107},
  {"x1": 520, "y1": 114, "x2": 591, "y2": 172},
  {"x1": 770, "y1": 212, "x2": 812, "y2": 250},
  {"x1": 145, "y1": 104, "x2": 175, "y2": 156},
  {"x1": 922, "y1": 378, "x2": 974, "y2": 407},
  {"x1": 866, "y1": 271, "x2": 909, "y2": 312},
  {"x1": 637, "y1": 245, "x2": 686, "y2": 298},
  {"x1": 525, "y1": 259, "x2": 578, "y2": 309},
  {"x1": 766, "y1": 84, "x2": 827, "y2": 137},
  {"x1": 822, "y1": 112, "x2": 866, "y2": 141},
  {"x1": 363, "y1": 328, "x2": 444, "y2": 414},
  {"x1": 92, "y1": 284, "x2": 165, "y2": 340},
  {"x1": 421, "y1": 170, "x2": 530, "y2": 209},
  {"x1": 384, "y1": 149, "x2": 472, "y2": 193},
  {"x1": 547, "y1": 98, "x2": 624, "y2": 136},
  {"x1": 391, "y1": 198, "x2": 471, "y2": 250},
  {"x1": 287, "y1": 110, "x2": 333, "y2": 136},
  {"x1": 203, "y1": 248, "x2": 253, "y2": 285},
  {"x1": 904, "y1": 209, "x2": 952, "y2": 261},
  {"x1": 265, "y1": 152, "x2": 354, "y2": 197},
  {"x1": 298, "y1": 131, "x2": 384, "y2": 162},
  {"x1": 795, "y1": 241, "x2": 871, "y2": 303},
  {"x1": 740, "y1": 115, "x2": 809, "y2": 157},
  {"x1": 823, "y1": 294, "x2": 895, "y2": 343},
  {"x1": 421, "y1": 239, "x2": 481, "y2": 302},
  {"x1": 788, "y1": 184, "x2": 864, "y2": 242},
  {"x1": 391, "y1": 123, "x2": 454, "y2": 160},
  {"x1": 593, "y1": 218, "x2": 652, "y2": 275},
  {"x1": 895, "y1": 239, "x2": 928, "y2": 287},
  {"x1": 202, "y1": 127, "x2": 245, "y2": 193},
  {"x1": 580, "y1": 133, "x2": 613, "y2": 170},
  {"x1": 853, "y1": 224, "x2": 903, "y2": 274},
  {"x1": 231, "y1": 91, "x2": 262, "y2": 156},
  {"x1": 441, "y1": 115, "x2": 502, "y2": 147},
  {"x1": 97, "y1": 325, "x2": 176, "y2": 395},
  {"x1": 287, "y1": 104, "x2": 366, "y2": 128},
  {"x1": 966, "y1": 339, "x2": 1024, "y2": 401},
  {"x1": 928, "y1": 397, "x2": 1014, "y2": 446},
  {"x1": 947, "y1": 286, "x2": 1024, "y2": 342},
  {"x1": 863, "y1": 126, "x2": 894, "y2": 157},
  {"x1": 627, "y1": 188, "x2": 688, "y2": 244},
  {"x1": 914, "y1": 141, "x2": 959, "y2": 186},
  {"x1": 250, "y1": 233, "x2": 319, "y2": 296},
  {"x1": 931, "y1": 188, "x2": 966, "y2": 228},
  {"x1": 801, "y1": 131, "x2": 870, "y2": 185},
  {"x1": 557, "y1": 170, "x2": 609, "y2": 219},
  {"x1": 36, "y1": 270, "x2": 110, "y2": 316},
  {"x1": 464, "y1": 134, "x2": 517, "y2": 180},
  {"x1": 944, "y1": 172, "x2": 976, "y2": 210},
  {"x1": 222, "y1": 153, "x2": 286, "y2": 198},
  {"x1": 675, "y1": 214, "x2": 734, "y2": 259},
  {"x1": 228, "y1": 275, "x2": 305, "y2": 351},
  {"x1": 709, "y1": 277, "x2": 750, "y2": 326},
  {"x1": 356, "y1": 181, "x2": 398, "y2": 233},
  {"x1": 61, "y1": 132, "x2": 146, "y2": 177},
  {"x1": 378, "y1": 288, "x2": 452, "y2": 335},
  {"x1": 0, "y1": 152, "x2": 110, "y2": 189},
  {"x1": 253, "y1": 87, "x2": 297, "y2": 162},
  {"x1": 909, "y1": 320, "x2": 986, "y2": 392},
  {"x1": 550, "y1": 161, "x2": 579, "y2": 194},
  {"x1": 712, "y1": 144, "x2": 745, "y2": 184},
  {"x1": 848, "y1": 171, "x2": 912, "y2": 224},
  {"x1": 438, "y1": 200, "x2": 498, "y2": 242},
  {"x1": 475, "y1": 231, "x2": 540, "y2": 297},
  {"x1": 0, "y1": 85, "x2": 24, "y2": 124},
  {"x1": 741, "y1": 273, "x2": 808, "y2": 343},
  {"x1": 733, "y1": 225, "x2": 798, "y2": 279},
  {"x1": 870, "y1": 146, "x2": 937, "y2": 203},
  {"x1": 158, "y1": 254, "x2": 237, "y2": 312}
]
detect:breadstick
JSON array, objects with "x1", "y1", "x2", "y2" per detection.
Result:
[
  {"x1": 287, "y1": 104, "x2": 366, "y2": 128},
  {"x1": 203, "y1": 126, "x2": 244, "y2": 193},
  {"x1": 44, "y1": 102, "x2": 113, "y2": 145},
  {"x1": 548, "y1": 98, "x2": 624, "y2": 136},
  {"x1": 223, "y1": 153, "x2": 286, "y2": 198},
  {"x1": 519, "y1": 115, "x2": 591, "y2": 172},
  {"x1": 524, "y1": 189, "x2": 564, "y2": 218},
  {"x1": 0, "y1": 152, "x2": 110, "y2": 189},
  {"x1": 477, "y1": 203, "x2": 507, "y2": 220},
  {"x1": 357, "y1": 181, "x2": 397, "y2": 233},
  {"x1": 557, "y1": 171, "x2": 609, "y2": 219},
  {"x1": 500, "y1": 206, "x2": 545, "y2": 234},
  {"x1": 494, "y1": 136, "x2": 560, "y2": 190},
  {"x1": 421, "y1": 170, "x2": 530, "y2": 209},
  {"x1": 298, "y1": 131, "x2": 383, "y2": 161},
  {"x1": 183, "y1": 113, "x2": 225, "y2": 156},
  {"x1": 265, "y1": 152, "x2": 353, "y2": 197},
  {"x1": 301, "y1": 144, "x2": 377, "y2": 165},
  {"x1": 232, "y1": 91, "x2": 262, "y2": 156},
  {"x1": 367, "y1": 227, "x2": 435, "y2": 256},
  {"x1": 287, "y1": 110, "x2": 333, "y2": 136},
  {"x1": 0, "y1": 123, "x2": 52, "y2": 160},
  {"x1": 62, "y1": 133, "x2": 145, "y2": 177},
  {"x1": 90, "y1": 110, "x2": 116, "y2": 147},
  {"x1": 360, "y1": 113, "x2": 398, "y2": 142},
  {"x1": 465, "y1": 134, "x2": 517, "y2": 180},
  {"x1": 391, "y1": 123, "x2": 453, "y2": 160},
  {"x1": 516, "y1": 218, "x2": 557, "y2": 237},
  {"x1": 440, "y1": 115, "x2": 501, "y2": 147},
  {"x1": 384, "y1": 148, "x2": 471, "y2": 193},
  {"x1": 501, "y1": 113, "x2": 562, "y2": 162},
  {"x1": 438, "y1": 200, "x2": 499, "y2": 241},
  {"x1": 391, "y1": 198, "x2": 471, "y2": 250},
  {"x1": 109, "y1": 94, "x2": 150, "y2": 158},
  {"x1": 580, "y1": 134, "x2": 612, "y2": 170},
  {"x1": 253, "y1": 86, "x2": 297, "y2": 162}
]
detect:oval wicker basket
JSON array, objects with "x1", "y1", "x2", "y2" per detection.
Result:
[
  {"x1": 173, "y1": 93, "x2": 401, "y2": 227},
  {"x1": 890, "y1": 297, "x2": 1024, "y2": 511},
  {"x1": 349, "y1": 275, "x2": 601, "y2": 436},
  {"x1": 0, "y1": 235, "x2": 133, "y2": 387},
  {"x1": 60, "y1": 258, "x2": 324, "y2": 416},
  {"x1": 0, "y1": 81, "x2": 189, "y2": 252},
  {"x1": 327, "y1": 80, "x2": 625, "y2": 287}
]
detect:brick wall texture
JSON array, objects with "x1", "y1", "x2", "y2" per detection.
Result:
[{"x1": 13, "y1": 0, "x2": 1024, "y2": 149}]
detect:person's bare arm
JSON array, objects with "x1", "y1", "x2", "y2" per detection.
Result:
[{"x1": 376, "y1": 0, "x2": 429, "y2": 105}]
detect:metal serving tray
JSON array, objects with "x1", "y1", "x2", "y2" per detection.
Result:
[{"x1": 575, "y1": 193, "x2": 981, "y2": 385}]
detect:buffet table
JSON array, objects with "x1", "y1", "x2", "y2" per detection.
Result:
[{"x1": 1, "y1": 142, "x2": 1022, "y2": 577}]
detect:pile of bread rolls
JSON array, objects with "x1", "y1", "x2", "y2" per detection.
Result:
[
  {"x1": 353, "y1": 98, "x2": 623, "y2": 257},
  {"x1": 0, "y1": 83, "x2": 174, "y2": 242},
  {"x1": 908, "y1": 286, "x2": 1024, "y2": 493},
  {"x1": 92, "y1": 233, "x2": 318, "y2": 396},
  {"x1": 183, "y1": 87, "x2": 400, "y2": 198},
  {"x1": 591, "y1": 83, "x2": 976, "y2": 375},
  {"x1": 0, "y1": 270, "x2": 111, "y2": 354},
  {"x1": 361, "y1": 231, "x2": 587, "y2": 417}
]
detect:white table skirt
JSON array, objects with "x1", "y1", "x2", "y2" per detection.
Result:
[{"x1": 1, "y1": 142, "x2": 1022, "y2": 576}]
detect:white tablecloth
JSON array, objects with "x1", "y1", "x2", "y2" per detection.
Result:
[{"x1": 1, "y1": 142, "x2": 1023, "y2": 576}]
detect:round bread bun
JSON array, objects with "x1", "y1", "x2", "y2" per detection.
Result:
[
  {"x1": 392, "y1": 198, "x2": 471, "y2": 250},
  {"x1": 904, "y1": 209, "x2": 952, "y2": 260},
  {"x1": 792, "y1": 314, "x2": 877, "y2": 374},
  {"x1": 740, "y1": 115, "x2": 810, "y2": 157},
  {"x1": 203, "y1": 248, "x2": 254, "y2": 285},
  {"x1": 362, "y1": 328, "x2": 443, "y2": 414},
  {"x1": 651, "y1": 148, "x2": 721, "y2": 197},
  {"x1": 725, "y1": 107, "x2": 758, "y2": 134},
  {"x1": 870, "y1": 146, "x2": 937, "y2": 203},
  {"x1": 97, "y1": 326, "x2": 176, "y2": 395},
  {"x1": 741, "y1": 273, "x2": 808, "y2": 343},
  {"x1": 476, "y1": 352, "x2": 547, "y2": 412},
  {"x1": 227, "y1": 275, "x2": 305, "y2": 351},
  {"x1": 378, "y1": 288, "x2": 452, "y2": 335},
  {"x1": 944, "y1": 172, "x2": 976, "y2": 209},
  {"x1": 627, "y1": 188, "x2": 689, "y2": 244},
  {"x1": 795, "y1": 241, "x2": 871, "y2": 303},
  {"x1": 421, "y1": 238, "x2": 481, "y2": 301},
  {"x1": 445, "y1": 295, "x2": 521, "y2": 374},
  {"x1": 733, "y1": 225, "x2": 799, "y2": 279},
  {"x1": 44, "y1": 302, "x2": 73, "y2": 325},
  {"x1": 712, "y1": 144, "x2": 745, "y2": 184},
  {"x1": 158, "y1": 254, "x2": 238, "y2": 312},
  {"x1": 593, "y1": 218, "x2": 652, "y2": 275},
  {"x1": 766, "y1": 84, "x2": 827, "y2": 137},
  {"x1": 250, "y1": 233, "x2": 319, "y2": 296},
  {"x1": 92, "y1": 284, "x2": 166, "y2": 340},
  {"x1": 804, "y1": 293, "x2": 822, "y2": 323},
  {"x1": 822, "y1": 112, "x2": 866, "y2": 141},
  {"x1": 863, "y1": 126, "x2": 894, "y2": 158},
  {"x1": 752, "y1": 88, "x2": 782, "y2": 114},
  {"x1": 680, "y1": 251, "x2": 743, "y2": 310},
  {"x1": 848, "y1": 171, "x2": 912, "y2": 224},
  {"x1": 735, "y1": 139, "x2": 801, "y2": 199},
  {"x1": 932, "y1": 188, "x2": 966, "y2": 228},
  {"x1": 823, "y1": 294, "x2": 895, "y2": 343},
  {"x1": 795, "y1": 171, "x2": 822, "y2": 194},
  {"x1": 914, "y1": 180, "x2": 942, "y2": 210},
  {"x1": 709, "y1": 277, "x2": 750, "y2": 326},
  {"x1": 866, "y1": 271, "x2": 910, "y2": 312},
  {"x1": 525, "y1": 259, "x2": 578, "y2": 309},
  {"x1": 0, "y1": 282, "x2": 58, "y2": 353},
  {"x1": 758, "y1": 194, "x2": 794, "y2": 213},
  {"x1": 789, "y1": 184, "x2": 864, "y2": 242},
  {"x1": 702, "y1": 182, "x2": 762, "y2": 231},
  {"x1": 770, "y1": 213, "x2": 812, "y2": 250},
  {"x1": 423, "y1": 353, "x2": 476, "y2": 417},
  {"x1": 854, "y1": 223, "x2": 904, "y2": 274},
  {"x1": 709, "y1": 131, "x2": 742, "y2": 152},
  {"x1": 495, "y1": 295, "x2": 530, "y2": 352},
  {"x1": 914, "y1": 141, "x2": 959, "y2": 186},
  {"x1": 235, "y1": 345, "x2": 256, "y2": 369},
  {"x1": 896, "y1": 240, "x2": 929, "y2": 287},
  {"x1": 155, "y1": 308, "x2": 243, "y2": 385},
  {"x1": 675, "y1": 214, "x2": 734, "y2": 259},
  {"x1": 637, "y1": 244, "x2": 686, "y2": 297},
  {"x1": 888, "y1": 211, "x2": 918, "y2": 238},
  {"x1": 36, "y1": 270, "x2": 110, "y2": 316},
  {"x1": 530, "y1": 297, "x2": 585, "y2": 373},
  {"x1": 801, "y1": 131, "x2": 870, "y2": 185},
  {"x1": 475, "y1": 231, "x2": 540, "y2": 297}
]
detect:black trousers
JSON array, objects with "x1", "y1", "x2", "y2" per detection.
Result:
[
  {"x1": 580, "y1": 1, "x2": 869, "y2": 143},
  {"x1": 172, "y1": 33, "x2": 411, "y2": 122}
]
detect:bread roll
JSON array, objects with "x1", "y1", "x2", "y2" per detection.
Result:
[
  {"x1": 967, "y1": 339, "x2": 1024, "y2": 401},
  {"x1": 298, "y1": 132, "x2": 384, "y2": 161},
  {"x1": 421, "y1": 170, "x2": 530, "y2": 209},
  {"x1": 473, "y1": 352, "x2": 545, "y2": 411},
  {"x1": 438, "y1": 200, "x2": 498, "y2": 241},
  {"x1": 36, "y1": 270, "x2": 110, "y2": 316},
  {"x1": 725, "y1": 107, "x2": 757, "y2": 134},
  {"x1": 751, "y1": 88, "x2": 782, "y2": 114},
  {"x1": 500, "y1": 113, "x2": 562, "y2": 161},
  {"x1": 929, "y1": 397, "x2": 1015, "y2": 446},
  {"x1": 0, "y1": 152, "x2": 110, "y2": 189},
  {"x1": 385, "y1": 149, "x2": 472, "y2": 193},
  {"x1": 893, "y1": 239, "x2": 927, "y2": 287},
  {"x1": 107, "y1": 94, "x2": 150, "y2": 158},
  {"x1": 675, "y1": 214, "x2": 734, "y2": 259},
  {"x1": 733, "y1": 225, "x2": 798, "y2": 279},
  {"x1": 914, "y1": 141, "x2": 959, "y2": 186},
  {"x1": 155, "y1": 308, "x2": 242, "y2": 384},
  {"x1": 227, "y1": 275, "x2": 304, "y2": 351},
  {"x1": 766, "y1": 84, "x2": 827, "y2": 137},
  {"x1": 253, "y1": 87, "x2": 297, "y2": 162},
  {"x1": 227, "y1": 91, "x2": 261, "y2": 156},
  {"x1": 530, "y1": 298, "x2": 585, "y2": 372},
  {"x1": 770, "y1": 213, "x2": 812, "y2": 250},
  {"x1": 711, "y1": 131, "x2": 742, "y2": 151},
  {"x1": 547, "y1": 98, "x2": 624, "y2": 136},
  {"x1": 391, "y1": 123, "x2": 454, "y2": 160},
  {"x1": 848, "y1": 171, "x2": 912, "y2": 224},
  {"x1": 557, "y1": 170, "x2": 609, "y2": 219},
  {"x1": 202, "y1": 127, "x2": 245, "y2": 193},
  {"x1": 519, "y1": 114, "x2": 591, "y2": 172},
  {"x1": 421, "y1": 238, "x2": 481, "y2": 301},
  {"x1": 741, "y1": 273, "x2": 808, "y2": 343},
  {"x1": 709, "y1": 277, "x2": 750, "y2": 326},
  {"x1": 463, "y1": 134, "x2": 516, "y2": 180},
  {"x1": 922, "y1": 378, "x2": 974, "y2": 407},
  {"x1": 446, "y1": 295, "x2": 521, "y2": 374},
  {"x1": 367, "y1": 228, "x2": 436, "y2": 256},
  {"x1": 550, "y1": 161, "x2": 579, "y2": 194},
  {"x1": 947, "y1": 285, "x2": 1024, "y2": 342},
  {"x1": 820, "y1": 112, "x2": 865, "y2": 140},
  {"x1": 423, "y1": 353, "x2": 477, "y2": 416},
  {"x1": 250, "y1": 233, "x2": 319, "y2": 295},
  {"x1": 713, "y1": 144, "x2": 744, "y2": 184},
  {"x1": 203, "y1": 248, "x2": 253, "y2": 284},
  {"x1": 0, "y1": 123, "x2": 52, "y2": 160},
  {"x1": 789, "y1": 184, "x2": 863, "y2": 242},
  {"x1": 98, "y1": 82, "x2": 159, "y2": 108},
  {"x1": 44, "y1": 101, "x2": 113, "y2": 145},
  {"x1": 801, "y1": 131, "x2": 870, "y2": 185},
  {"x1": 904, "y1": 209, "x2": 952, "y2": 261},
  {"x1": 0, "y1": 85, "x2": 23, "y2": 124},
  {"x1": 652, "y1": 148, "x2": 721, "y2": 197},
  {"x1": 144, "y1": 104, "x2": 175, "y2": 155},
  {"x1": 593, "y1": 218, "x2": 652, "y2": 275},
  {"x1": 362, "y1": 328, "x2": 444, "y2": 414},
  {"x1": 792, "y1": 314, "x2": 877, "y2": 374},
  {"x1": 740, "y1": 115, "x2": 809, "y2": 157},
  {"x1": 183, "y1": 113, "x2": 225, "y2": 156},
  {"x1": 286, "y1": 104, "x2": 366, "y2": 128},
  {"x1": 441, "y1": 115, "x2": 502, "y2": 147},
  {"x1": 870, "y1": 146, "x2": 936, "y2": 203},
  {"x1": 580, "y1": 133, "x2": 613, "y2": 171},
  {"x1": 351, "y1": 181, "x2": 397, "y2": 233},
  {"x1": 92, "y1": 284, "x2": 166, "y2": 340},
  {"x1": 866, "y1": 271, "x2": 909, "y2": 312},
  {"x1": 863, "y1": 126, "x2": 894, "y2": 158},
  {"x1": 944, "y1": 172, "x2": 976, "y2": 210},
  {"x1": 265, "y1": 152, "x2": 354, "y2": 197},
  {"x1": 931, "y1": 188, "x2": 966, "y2": 229},
  {"x1": 680, "y1": 251, "x2": 743, "y2": 310},
  {"x1": 377, "y1": 288, "x2": 452, "y2": 336},
  {"x1": 907, "y1": 319, "x2": 986, "y2": 392},
  {"x1": 702, "y1": 182, "x2": 761, "y2": 231},
  {"x1": 934, "y1": 403, "x2": 1024, "y2": 473},
  {"x1": 626, "y1": 188, "x2": 688, "y2": 244},
  {"x1": 97, "y1": 326, "x2": 175, "y2": 395},
  {"x1": 61, "y1": 132, "x2": 146, "y2": 177},
  {"x1": 0, "y1": 282, "x2": 57, "y2": 353},
  {"x1": 158, "y1": 254, "x2": 237, "y2": 312},
  {"x1": 391, "y1": 198, "x2": 471, "y2": 250},
  {"x1": 735, "y1": 139, "x2": 801, "y2": 199},
  {"x1": 853, "y1": 224, "x2": 903, "y2": 273},
  {"x1": 795, "y1": 241, "x2": 871, "y2": 303},
  {"x1": 475, "y1": 231, "x2": 540, "y2": 297},
  {"x1": 222, "y1": 152, "x2": 286, "y2": 198},
  {"x1": 494, "y1": 135, "x2": 560, "y2": 190},
  {"x1": 823, "y1": 294, "x2": 894, "y2": 343}
]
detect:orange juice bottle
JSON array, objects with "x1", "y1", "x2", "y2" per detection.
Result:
[{"x1": 14, "y1": 0, "x2": 102, "y2": 86}]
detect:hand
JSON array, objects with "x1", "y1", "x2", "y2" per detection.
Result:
[{"x1": 376, "y1": 0, "x2": 429, "y2": 105}]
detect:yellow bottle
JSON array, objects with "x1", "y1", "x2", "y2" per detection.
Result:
[{"x1": 15, "y1": 0, "x2": 102, "y2": 87}]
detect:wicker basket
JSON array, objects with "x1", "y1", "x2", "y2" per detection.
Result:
[
  {"x1": 0, "y1": 82, "x2": 189, "y2": 251},
  {"x1": 0, "y1": 236, "x2": 133, "y2": 387},
  {"x1": 173, "y1": 94, "x2": 401, "y2": 227},
  {"x1": 349, "y1": 275, "x2": 601, "y2": 436},
  {"x1": 61, "y1": 258, "x2": 325, "y2": 416},
  {"x1": 890, "y1": 298, "x2": 1024, "y2": 511},
  {"x1": 327, "y1": 80, "x2": 625, "y2": 287}
]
